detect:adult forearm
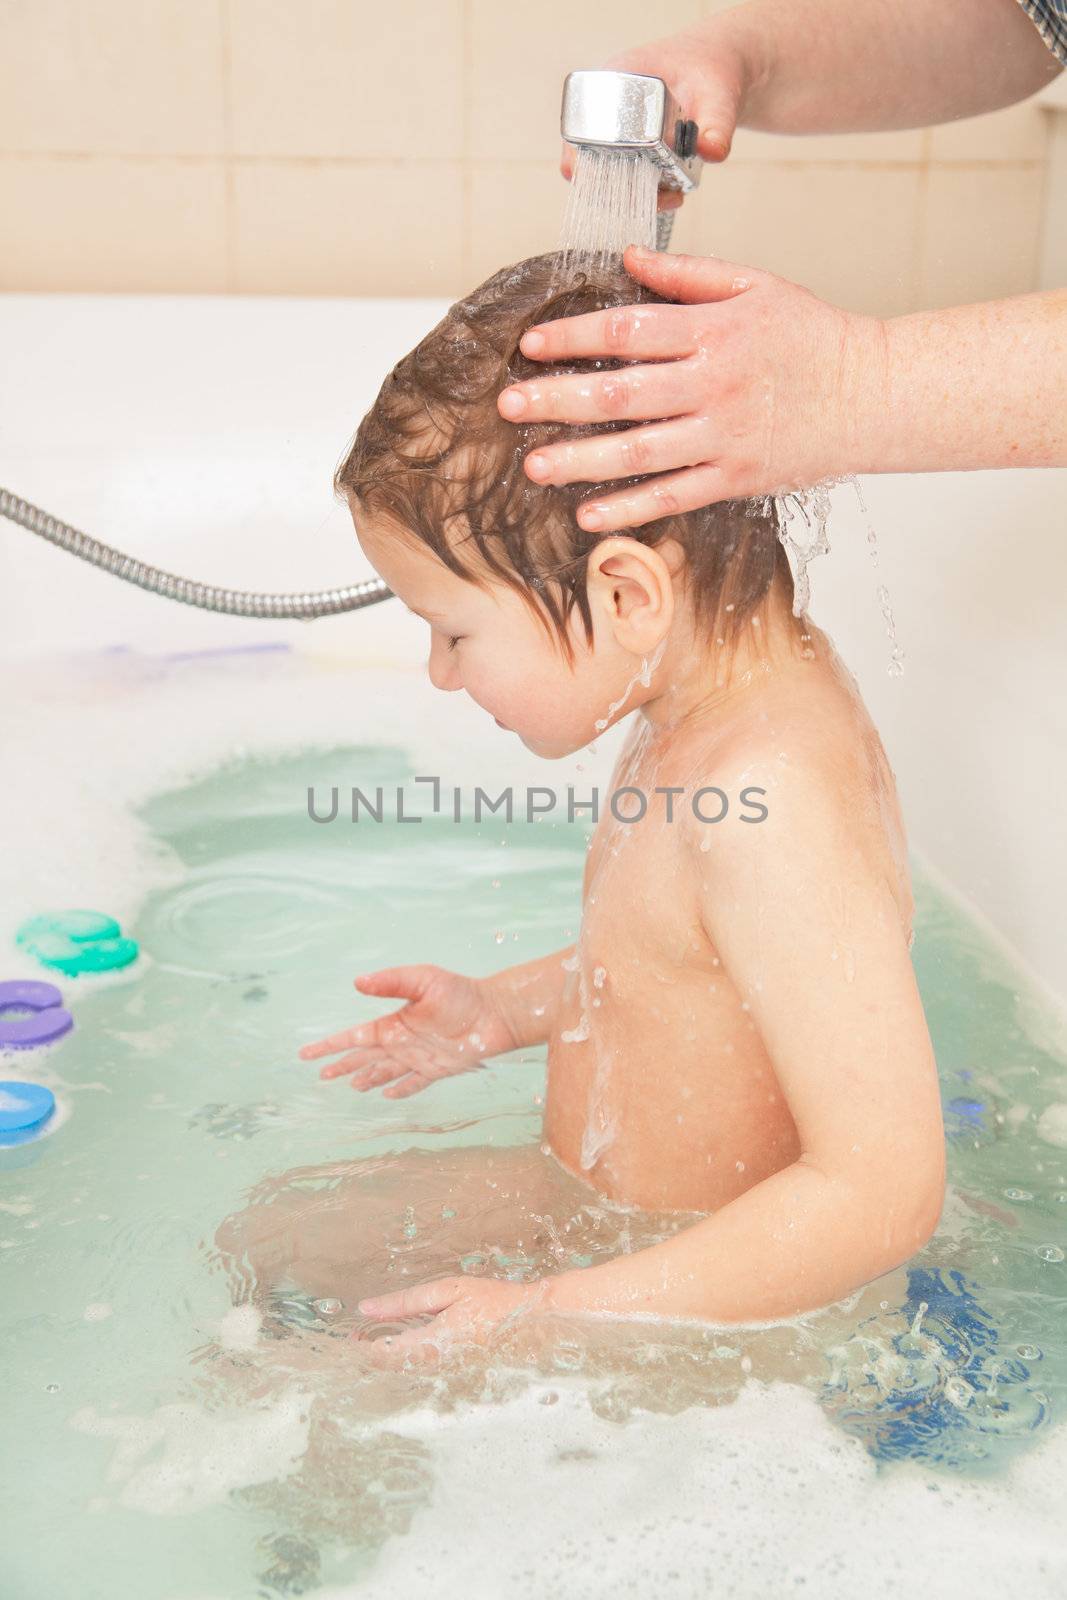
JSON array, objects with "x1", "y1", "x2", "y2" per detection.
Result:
[
  {"x1": 544, "y1": 1154, "x2": 944, "y2": 1324},
  {"x1": 711, "y1": 0, "x2": 1061, "y2": 137},
  {"x1": 859, "y1": 289, "x2": 1067, "y2": 475},
  {"x1": 482, "y1": 944, "x2": 576, "y2": 1050}
]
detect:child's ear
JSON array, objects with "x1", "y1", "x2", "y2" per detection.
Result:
[{"x1": 587, "y1": 538, "x2": 677, "y2": 648}]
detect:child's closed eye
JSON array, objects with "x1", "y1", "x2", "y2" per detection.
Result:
[{"x1": 447, "y1": 635, "x2": 463, "y2": 651}]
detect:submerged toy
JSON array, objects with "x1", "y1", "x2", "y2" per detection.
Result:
[
  {"x1": 0, "y1": 1081, "x2": 57, "y2": 1146},
  {"x1": 16, "y1": 910, "x2": 138, "y2": 976},
  {"x1": 0, "y1": 979, "x2": 73, "y2": 1049}
]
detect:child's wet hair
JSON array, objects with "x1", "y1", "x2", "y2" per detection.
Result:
[{"x1": 335, "y1": 249, "x2": 807, "y2": 667}]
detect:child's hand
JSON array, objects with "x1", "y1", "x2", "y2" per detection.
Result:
[
  {"x1": 354, "y1": 1275, "x2": 545, "y2": 1367},
  {"x1": 298, "y1": 964, "x2": 519, "y2": 1098}
]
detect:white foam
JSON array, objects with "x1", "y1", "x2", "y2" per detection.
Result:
[
  {"x1": 218, "y1": 1303, "x2": 263, "y2": 1351},
  {"x1": 298, "y1": 1380, "x2": 1067, "y2": 1599},
  {"x1": 70, "y1": 1387, "x2": 311, "y2": 1515}
]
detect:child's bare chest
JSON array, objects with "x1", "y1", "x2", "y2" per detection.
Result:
[{"x1": 542, "y1": 757, "x2": 799, "y2": 1211}]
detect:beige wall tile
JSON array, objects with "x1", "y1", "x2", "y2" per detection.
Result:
[
  {"x1": 0, "y1": 155, "x2": 226, "y2": 290},
  {"x1": 232, "y1": 161, "x2": 463, "y2": 295},
  {"x1": 467, "y1": 164, "x2": 571, "y2": 283},
  {"x1": 691, "y1": 163, "x2": 923, "y2": 316},
  {"x1": 928, "y1": 98, "x2": 1049, "y2": 162},
  {"x1": 469, "y1": 0, "x2": 703, "y2": 162},
  {"x1": 1038, "y1": 116, "x2": 1067, "y2": 290},
  {"x1": 467, "y1": 161, "x2": 699, "y2": 286},
  {"x1": 227, "y1": 0, "x2": 464, "y2": 159},
  {"x1": 918, "y1": 165, "x2": 1044, "y2": 308},
  {"x1": 0, "y1": 0, "x2": 225, "y2": 156}
]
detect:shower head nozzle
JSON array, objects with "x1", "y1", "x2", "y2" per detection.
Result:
[{"x1": 560, "y1": 70, "x2": 702, "y2": 194}]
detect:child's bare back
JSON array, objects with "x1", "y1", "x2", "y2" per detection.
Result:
[{"x1": 546, "y1": 617, "x2": 915, "y2": 1215}]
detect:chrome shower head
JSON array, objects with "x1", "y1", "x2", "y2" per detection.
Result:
[{"x1": 560, "y1": 70, "x2": 703, "y2": 197}]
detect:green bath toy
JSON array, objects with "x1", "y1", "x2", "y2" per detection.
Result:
[{"x1": 15, "y1": 910, "x2": 139, "y2": 976}]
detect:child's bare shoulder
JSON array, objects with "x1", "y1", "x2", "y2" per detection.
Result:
[{"x1": 672, "y1": 661, "x2": 912, "y2": 927}]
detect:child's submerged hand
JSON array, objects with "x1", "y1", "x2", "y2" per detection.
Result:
[
  {"x1": 297, "y1": 963, "x2": 519, "y2": 1098},
  {"x1": 354, "y1": 1275, "x2": 546, "y2": 1367}
]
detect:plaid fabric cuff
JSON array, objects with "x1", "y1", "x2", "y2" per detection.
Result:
[{"x1": 1017, "y1": 0, "x2": 1067, "y2": 65}]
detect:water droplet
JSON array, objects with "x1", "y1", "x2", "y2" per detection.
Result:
[{"x1": 944, "y1": 1376, "x2": 972, "y2": 1408}]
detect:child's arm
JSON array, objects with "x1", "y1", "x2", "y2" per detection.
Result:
[
  {"x1": 300, "y1": 944, "x2": 575, "y2": 1098},
  {"x1": 542, "y1": 765, "x2": 946, "y2": 1324},
  {"x1": 481, "y1": 944, "x2": 577, "y2": 1050}
]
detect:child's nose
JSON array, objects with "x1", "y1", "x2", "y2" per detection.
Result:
[{"x1": 427, "y1": 639, "x2": 462, "y2": 692}]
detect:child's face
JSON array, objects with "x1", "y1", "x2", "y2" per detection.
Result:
[{"x1": 353, "y1": 507, "x2": 678, "y2": 759}]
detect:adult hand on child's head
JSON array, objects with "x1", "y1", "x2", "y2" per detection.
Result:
[
  {"x1": 559, "y1": 27, "x2": 751, "y2": 201},
  {"x1": 298, "y1": 964, "x2": 519, "y2": 1098},
  {"x1": 498, "y1": 248, "x2": 885, "y2": 528}
]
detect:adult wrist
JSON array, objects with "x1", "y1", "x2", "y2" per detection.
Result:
[
  {"x1": 849, "y1": 309, "x2": 939, "y2": 477},
  {"x1": 828, "y1": 309, "x2": 899, "y2": 480},
  {"x1": 709, "y1": 1, "x2": 781, "y2": 128}
]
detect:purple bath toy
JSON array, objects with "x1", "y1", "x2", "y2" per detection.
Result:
[{"x1": 0, "y1": 980, "x2": 74, "y2": 1050}]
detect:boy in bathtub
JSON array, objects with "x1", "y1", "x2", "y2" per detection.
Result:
[{"x1": 222, "y1": 251, "x2": 946, "y2": 1362}]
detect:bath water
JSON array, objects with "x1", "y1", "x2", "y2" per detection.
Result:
[{"x1": 3, "y1": 648, "x2": 1067, "y2": 1597}]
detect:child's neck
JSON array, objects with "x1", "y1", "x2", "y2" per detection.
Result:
[{"x1": 638, "y1": 593, "x2": 808, "y2": 736}]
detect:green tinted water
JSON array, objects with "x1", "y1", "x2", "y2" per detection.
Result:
[{"x1": 2, "y1": 743, "x2": 1066, "y2": 1598}]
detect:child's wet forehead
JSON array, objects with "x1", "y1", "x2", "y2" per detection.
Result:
[{"x1": 357, "y1": 513, "x2": 489, "y2": 618}]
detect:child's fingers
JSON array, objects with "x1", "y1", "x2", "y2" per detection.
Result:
[
  {"x1": 318, "y1": 1047, "x2": 392, "y2": 1079},
  {"x1": 358, "y1": 1277, "x2": 460, "y2": 1319},
  {"x1": 354, "y1": 965, "x2": 438, "y2": 1001},
  {"x1": 381, "y1": 1072, "x2": 428, "y2": 1099},
  {"x1": 349, "y1": 1059, "x2": 409, "y2": 1092},
  {"x1": 298, "y1": 1020, "x2": 378, "y2": 1060}
]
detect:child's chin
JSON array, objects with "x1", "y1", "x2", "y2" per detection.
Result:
[{"x1": 521, "y1": 733, "x2": 582, "y2": 760}]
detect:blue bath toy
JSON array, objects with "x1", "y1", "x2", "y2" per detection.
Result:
[
  {"x1": 944, "y1": 1096, "x2": 988, "y2": 1141},
  {"x1": 0, "y1": 980, "x2": 73, "y2": 1050},
  {"x1": 823, "y1": 1267, "x2": 1047, "y2": 1469},
  {"x1": 16, "y1": 910, "x2": 138, "y2": 975},
  {"x1": 0, "y1": 1081, "x2": 56, "y2": 1146}
]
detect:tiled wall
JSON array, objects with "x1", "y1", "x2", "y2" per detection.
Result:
[{"x1": 0, "y1": 0, "x2": 1058, "y2": 312}]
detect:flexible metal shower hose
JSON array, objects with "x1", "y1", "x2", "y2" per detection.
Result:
[{"x1": 0, "y1": 488, "x2": 393, "y2": 619}]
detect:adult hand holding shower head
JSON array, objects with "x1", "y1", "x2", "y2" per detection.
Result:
[{"x1": 560, "y1": 70, "x2": 703, "y2": 251}]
